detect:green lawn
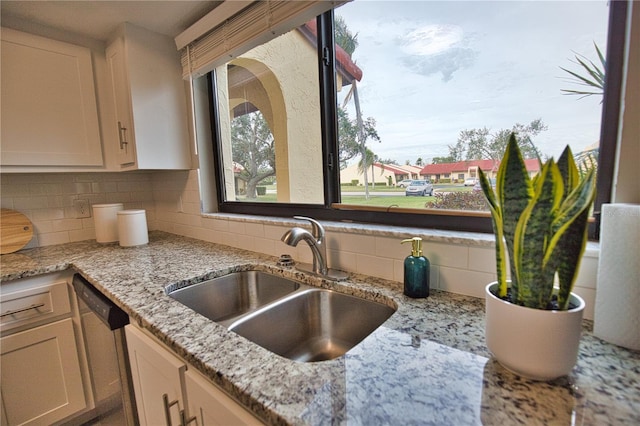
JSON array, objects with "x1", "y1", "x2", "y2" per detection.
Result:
[
  {"x1": 238, "y1": 184, "x2": 472, "y2": 207},
  {"x1": 340, "y1": 195, "x2": 433, "y2": 208}
]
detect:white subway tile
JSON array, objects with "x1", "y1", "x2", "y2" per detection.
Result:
[
  {"x1": 439, "y1": 266, "x2": 495, "y2": 298},
  {"x1": 245, "y1": 222, "x2": 265, "y2": 237},
  {"x1": 228, "y1": 220, "x2": 246, "y2": 235},
  {"x1": 254, "y1": 237, "x2": 276, "y2": 256},
  {"x1": 468, "y1": 246, "x2": 497, "y2": 273},
  {"x1": 13, "y1": 196, "x2": 48, "y2": 209},
  {"x1": 572, "y1": 286, "x2": 595, "y2": 321},
  {"x1": 52, "y1": 218, "x2": 83, "y2": 232},
  {"x1": 376, "y1": 236, "x2": 406, "y2": 260},
  {"x1": 336, "y1": 232, "x2": 377, "y2": 255},
  {"x1": 426, "y1": 242, "x2": 468, "y2": 269},
  {"x1": 38, "y1": 231, "x2": 70, "y2": 246},
  {"x1": 264, "y1": 224, "x2": 287, "y2": 240},
  {"x1": 574, "y1": 256, "x2": 598, "y2": 290},
  {"x1": 69, "y1": 228, "x2": 95, "y2": 242},
  {"x1": 327, "y1": 248, "x2": 356, "y2": 272},
  {"x1": 356, "y1": 254, "x2": 394, "y2": 280}
]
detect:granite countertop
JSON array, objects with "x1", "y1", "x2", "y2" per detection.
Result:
[{"x1": 1, "y1": 231, "x2": 638, "y2": 425}]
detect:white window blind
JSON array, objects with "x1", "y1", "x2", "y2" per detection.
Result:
[{"x1": 178, "y1": 0, "x2": 346, "y2": 79}]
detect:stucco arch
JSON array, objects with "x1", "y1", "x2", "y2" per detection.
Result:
[
  {"x1": 228, "y1": 58, "x2": 291, "y2": 201},
  {"x1": 222, "y1": 29, "x2": 324, "y2": 204}
]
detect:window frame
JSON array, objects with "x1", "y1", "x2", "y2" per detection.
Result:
[{"x1": 208, "y1": 4, "x2": 627, "y2": 238}]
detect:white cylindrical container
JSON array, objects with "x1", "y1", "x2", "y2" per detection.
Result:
[
  {"x1": 117, "y1": 209, "x2": 149, "y2": 247},
  {"x1": 93, "y1": 203, "x2": 124, "y2": 243}
]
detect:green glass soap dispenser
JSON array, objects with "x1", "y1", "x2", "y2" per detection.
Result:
[{"x1": 401, "y1": 237, "x2": 430, "y2": 298}]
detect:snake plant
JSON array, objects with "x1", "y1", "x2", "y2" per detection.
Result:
[{"x1": 478, "y1": 134, "x2": 597, "y2": 310}]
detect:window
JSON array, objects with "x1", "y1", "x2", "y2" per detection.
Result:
[
  {"x1": 211, "y1": 24, "x2": 324, "y2": 204},
  {"x1": 209, "y1": 1, "x2": 627, "y2": 236}
]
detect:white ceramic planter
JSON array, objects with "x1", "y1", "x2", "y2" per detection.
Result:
[{"x1": 485, "y1": 282, "x2": 585, "y2": 381}]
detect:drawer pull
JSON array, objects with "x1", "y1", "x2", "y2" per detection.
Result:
[
  {"x1": 1, "y1": 303, "x2": 46, "y2": 318},
  {"x1": 180, "y1": 409, "x2": 198, "y2": 426},
  {"x1": 163, "y1": 393, "x2": 181, "y2": 426}
]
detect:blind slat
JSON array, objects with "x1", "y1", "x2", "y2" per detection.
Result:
[{"x1": 180, "y1": 1, "x2": 347, "y2": 78}]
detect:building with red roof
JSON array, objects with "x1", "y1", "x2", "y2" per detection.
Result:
[{"x1": 420, "y1": 159, "x2": 540, "y2": 183}]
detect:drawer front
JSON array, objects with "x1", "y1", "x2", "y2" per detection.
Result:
[{"x1": 1, "y1": 275, "x2": 71, "y2": 334}]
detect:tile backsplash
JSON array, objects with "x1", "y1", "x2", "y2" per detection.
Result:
[
  {"x1": 1, "y1": 172, "x2": 155, "y2": 248},
  {"x1": 1, "y1": 170, "x2": 599, "y2": 320}
]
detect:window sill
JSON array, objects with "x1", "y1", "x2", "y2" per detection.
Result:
[{"x1": 201, "y1": 212, "x2": 600, "y2": 257}]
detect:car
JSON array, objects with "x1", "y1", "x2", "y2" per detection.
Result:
[
  {"x1": 473, "y1": 178, "x2": 496, "y2": 192},
  {"x1": 464, "y1": 178, "x2": 478, "y2": 186},
  {"x1": 405, "y1": 180, "x2": 434, "y2": 196},
  {"x1": 398, "y1": 179, "x2": 413, "y2": 188}
]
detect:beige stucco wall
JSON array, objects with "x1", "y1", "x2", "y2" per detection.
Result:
[
  {"x1": 222, "y1": 30, "x2": 324, "y2": 203},
  {"x1": 340, "y1": 163, "x2": 396, "y2": 186}
]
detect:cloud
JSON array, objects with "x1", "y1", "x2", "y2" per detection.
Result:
[
  {"x1": 399, "y1": 24, "x2": 478, "y2": 82},
  {"x1": 401, "y1": 25, "x2": 463, "y2": 56}
]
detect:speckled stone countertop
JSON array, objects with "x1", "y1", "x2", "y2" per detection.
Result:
[{"x1": 1, "y1": 231, "x2": 638, "y2": 425}]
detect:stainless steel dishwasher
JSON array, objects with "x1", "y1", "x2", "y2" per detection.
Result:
[{"x1": 72, "y1": 274, "x2": 138, "y2": 425}]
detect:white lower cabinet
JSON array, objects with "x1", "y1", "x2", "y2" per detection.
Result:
[
  {"x1": 185, "y1": 368, "x2": 263, "y2": 426},
  {"x1": 125, "y1": 324, "x2": 263, "y2": 426},
  {"x1": 0, "y1": 272, "x2": 88, "y2": 426},
  {"x1": 0, "y1": 318, "x2": 86, "y2": 425}
]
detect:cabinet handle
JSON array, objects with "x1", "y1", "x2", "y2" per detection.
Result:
[
  {"x1": 163, "y1": 393, "x2": 181, "y2": 426},
  {"x1": 118, "y1": 121, "x2": 128, "y2": 150},
  {"x1": 180, "y1": 409, "x2": 198, "y2": 426},
  {"x1": 1, "y1": 303, "x2": 45, "y2": 318}
]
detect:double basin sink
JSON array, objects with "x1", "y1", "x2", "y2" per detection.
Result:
[{"x1": 167, "y1": 270, "x2": 396, "y2": 362}]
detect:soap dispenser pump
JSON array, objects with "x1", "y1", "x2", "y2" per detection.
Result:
[{"x1": 401, "y1": 237, "x2": 430, "y2": 298}]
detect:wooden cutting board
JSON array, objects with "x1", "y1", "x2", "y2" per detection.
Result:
[{"x1": 1, "y1": 208, "x2": 34, "y2": 254}]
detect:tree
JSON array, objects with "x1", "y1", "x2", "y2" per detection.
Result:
[
  {"x1": 336, "y1": 15, "x2": 381, "y2": 199},
  {"x1": 335, "y1": 16, "x2": 358, "y2": 56},
  {"x1": 231, "y1": 111, "x2": 275, "y2": 199},
  {"x1": 432, "y1": 156, "x2": 456, "y2": 164},
  {"x1": 379, "y1": 158, "x2": 398, "y2": 165},
  {"x1": 337, "y1": 107, "x2": 359, "y2": 169},
  {"x1": 416, "y1": 157, "x2": 424, "y2": 166},
  {"x1": 449, "y1": 119, "x2": 547, "y2": 162}
]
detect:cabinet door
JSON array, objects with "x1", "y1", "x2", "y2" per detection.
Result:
[
  {"x1": 106, "y1": 38, "x2": 137, "y2": 167},
  {"x1": 125, "y1": 325, "x2": 186, "y2": 426},
  {"x1": 106, "y1": 23, "x2": 191, "y2": 170},
  {"x1": 0, "y1": 318, "x2": 87, "y2": 425},
  {"x1": 0, "y1": 27, "x2": 103, "y2": 167},
  {"x1": 185, "y1": 369, "x2": 262, "y2": 426}
]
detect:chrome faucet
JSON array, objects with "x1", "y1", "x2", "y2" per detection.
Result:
[
  {"x1": 281, "y1": 216, "x2": 347, "y2": 280},
  {"x1": 282, "y1": 216, "x2": 328, "y2": 275}
]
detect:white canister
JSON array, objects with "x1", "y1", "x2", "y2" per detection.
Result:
[
  {"x1": 93, "y1": 203, "x2": 124, "y2": 243},
  {"x1": 117, "y1": 209, "x2": 149, "y2": 247}
]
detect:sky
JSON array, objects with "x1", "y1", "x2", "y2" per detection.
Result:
[{"x1": 335, "y1": 0, "x2": 610, "y2": 165}]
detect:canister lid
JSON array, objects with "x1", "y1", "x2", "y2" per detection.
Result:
[
  {"x1": 117, "y1": 209, "x2": 145, "y2": 215},
  {"x1": 93, "y1": 203, "x2": 124, "y2": 209}
]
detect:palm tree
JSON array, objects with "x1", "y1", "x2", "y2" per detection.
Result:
[
  {"x1": 560, "y1": 42, "x2": 605, "y2": 100},
  {"x1": 337, "y1": 15, "x2": 373, "y2": 199}
]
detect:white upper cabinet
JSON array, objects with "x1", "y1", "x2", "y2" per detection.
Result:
[
  {"x1": 106, "y1": 23, "x2": 192, "y2": 170},
  {"x1": 1, "y1": 27, "x2": 104, "y2": 167}
]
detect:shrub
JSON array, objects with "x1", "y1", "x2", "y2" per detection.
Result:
[
  {"x1": 425, "y1": 191, "x2": 489, "y2": 211},
  {"x1": 351, "y1": 179, "x2": 360, "y2": 186},
  {"x1": 256, "y1": 186, "x2": 266, "y2": 196},
  {"x1": 439, "y1": 178, "x2": 451, "y2": 184}
]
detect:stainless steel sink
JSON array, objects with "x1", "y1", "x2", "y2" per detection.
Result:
[
  {"x1": 228, "y1": 289, "x2": 395, "y2": 362},
  {"x1": 167, "y1": 270, "x2": 299, "y2": 322},
  {"x1": 168, "y1": 270, "x2": 396, "y2": 362}
]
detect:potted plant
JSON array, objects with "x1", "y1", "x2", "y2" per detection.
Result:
[{"x1": 478, "y1": 133, "x2": 597, "y2": 381}]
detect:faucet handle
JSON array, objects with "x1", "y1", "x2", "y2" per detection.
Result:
[{"x1": 293, "y1": 216, "x2": 324, "y2": 240}]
